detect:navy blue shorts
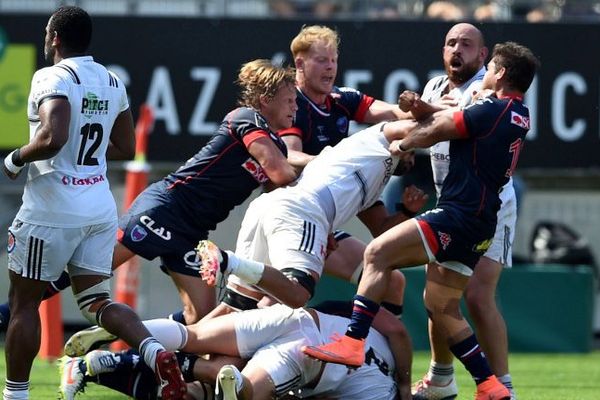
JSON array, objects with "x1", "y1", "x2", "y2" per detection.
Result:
[
  {"x1": 415, "y1": 207, "x2": 494, "y2": 270},
  {"x1": 118, "y1": 188, "x2": 208, "y2": 277}
]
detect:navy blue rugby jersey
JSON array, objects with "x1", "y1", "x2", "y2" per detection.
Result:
[
  {"x1": 278, "y1": 86, "x2": 375, "y2": 155},
  {"x1": 439, "y1": 94, "x2": 529, "y2": 227},
  {"x1": 162, "y1": 107, "x2": 288, "y2": 231}
]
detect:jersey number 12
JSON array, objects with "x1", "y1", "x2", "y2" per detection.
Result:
[{"x1": 77, "y1": 123, "x2": 103, "y2": 166}]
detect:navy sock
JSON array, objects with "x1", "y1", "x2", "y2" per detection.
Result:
[
  {"x1": 175, "y1": 351, "x2": 199, "y2": 382},
  {"x1": 0, "y1": 302, "x2": 10, "y2": 330},
  {"x1": 449, "y1": 334, "x2": 492, "y2": 384},
  {"x1": 95, "y1": 349, "x2": 156, "y2": 398},
  {"x1": 42, "y1": 270, "x2": 71, "y2": 300},
  {"x1": 345, "y1": 295, "x2": 380, "y2": 340},
  {"x1": 169, "y1": 311, "x2": 186, "y2": 324}
]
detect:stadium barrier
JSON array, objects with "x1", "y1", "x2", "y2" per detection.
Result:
[{"x1": 310, "y1": 264, "x2": 596, "y2": 352}]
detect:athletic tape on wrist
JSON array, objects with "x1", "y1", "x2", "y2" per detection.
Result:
[{"x1": 4, "y1": 150, "x2": 25, "y2": 174}]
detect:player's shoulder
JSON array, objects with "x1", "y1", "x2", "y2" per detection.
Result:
[
  {"x1": 423, "y1": 74, "x2": 448, "y2": 92},
  {"x1": 331, "y1": 85, "x2": 363, "y2": 99},
  {"x1": 32, "y1": 65, "x2": 69, "y2": 84},
  {"x1": 227, "y1": 106, "x2": 268, "y2": 130}
]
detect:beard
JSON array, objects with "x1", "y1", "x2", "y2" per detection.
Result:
[
  {"x1": 446, "y1": 58, "x2": 481, "y2": 85},
  {"x1": 44, "y1": 45, "x2": 55, "y2": 65}
]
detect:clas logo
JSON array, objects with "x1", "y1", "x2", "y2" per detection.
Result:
[
  {"x1": 81, "y1": 92, "x2": 109, "y2": 118},
  {"x1": 140, "y1": 215, "x2": 172, "y2": 240},
  {"x1": 472, "y1": 238, "x2": 492, "y2": 253}
]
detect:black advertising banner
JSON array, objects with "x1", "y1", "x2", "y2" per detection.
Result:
[{"x1": 0, "y1": 16, "x2": 598, "y2": 169}]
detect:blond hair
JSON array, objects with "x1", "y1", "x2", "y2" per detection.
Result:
[
  {"x1": 290, "y1": 25, "x2": 339, "y2": 59},
  {"x1": 237, "y1": 59, "x2": 296, "y2": 109}
]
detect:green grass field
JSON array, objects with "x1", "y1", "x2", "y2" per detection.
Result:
[{"x1": 0, "y1": 349, "x2": 599, "y2": 399}]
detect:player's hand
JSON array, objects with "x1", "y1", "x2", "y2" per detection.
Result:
[
  {"x1": 402, "y1": 185, "x2": 428, "y2": 214},
  {"x1": 3, "y1": 165, "x2": 20, "y2": 180},
  {"x1": 398, "y1": 90, "x2": 421, "y2": 112},
  {"x1": 471, "y1": 89, "x2": 495, "y2": 103},
  {"x1": 435, "y1": 94, "x2": 459, "y2": 108}
]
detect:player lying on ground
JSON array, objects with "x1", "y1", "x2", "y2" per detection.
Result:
[{"x1": 61, "y1": 301, "x2": 409, "y2": 400}]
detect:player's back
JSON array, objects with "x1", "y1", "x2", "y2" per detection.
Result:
[
  {"x1": 296, "y1": 123, "x2": 397, "y2": 230},
  {"x1": 440, "y1": 95, "x2": 529, "y2": 228},
  {"x1": 18, "y1": 56, "x2": 127, "y2": 227}
]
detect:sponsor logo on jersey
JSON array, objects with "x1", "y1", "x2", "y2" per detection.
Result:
[
  {"x1": 431, "y1": 152, "x2": 450, "y2": 162},
  {"x1": 130, "y1": 225, "x2": 148, "y2": 242},
  {"x1": 438, "y1": 231, "x2": 452, "y2": 250},
  {"x1": 316, "y1": 125, "x2": 329, "y2": 142},
  {"x1": 382, "y1": 157, "x2": 394, "y2": 186},
  {"x1": 7, "y1": 230, "x2": 15, "y2": 253},
  {"x1": 61, "y1": 174, "x2": 106, "y2": 186},
  {"x1": 472, "y1": 238, "x2": 492, "y2": 253},
  {"x1": 241, "y1": 158, "x2": 269, "y2": 183},
  {"x1": 81, "y1": 92, "x2": 109, "y2": 118},
  {"x1": 140, "y1": 215, "x2": 172, "y2": 240},
  {"x1": 183, "y1": 250, "x2": 201, "y2": 270},
  {"x1": 336, "y1": 116, "x2": 348, "y2": 133},
  {"x1": 510, "y1": 111, "x2": 530, "y2": 130}
]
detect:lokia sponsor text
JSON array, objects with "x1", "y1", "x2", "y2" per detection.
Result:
[{"x1": 61, "y1": 174, "x2": 105, "y2": 186}]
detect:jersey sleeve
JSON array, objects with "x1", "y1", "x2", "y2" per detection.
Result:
[
  {"x1": 335, "y1": 86, "x2": 375, "y2": 123},
  {"x1": 233, "y1": 108, "x2": 270, "y2": 148},
  {"x1": 278, "y1": 126, "x2": 303, "y2": 138},
  {"x1": 110, "y1": 72, "x2": 130, "y2": 113},
  {"x1": 453, "y1": 99, "x2": 500, "y2": 139},
  {"x1": 30, "y1": 67, "x2": 69, "y2": 107}
]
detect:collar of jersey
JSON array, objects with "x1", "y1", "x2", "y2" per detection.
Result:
[
  {"x1": 297, "y1": 87, "x2": 332, "y2": 117},
  {"x1": 457, "y1": 66, "x2": 486, "y2": 90},
  {"x1": 497, "y1": 93, "x2": 523, "y2": 101}
]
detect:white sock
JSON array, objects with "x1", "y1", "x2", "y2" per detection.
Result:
[
  {"x1": 142, "y1": 319, "x2": 188, "y2": 350},
  {"x1": 427, "y1": 361, "x2": 454, "y2": 385},
  {"x1": 3, "y1": 380, "x2": 29, "y2": 399},
  {"x1": 226, "y1": 251, "x2": 265, "y2": 285},
  {"x1": 139, "y1": 337, "x2": 166, "y2": 374},
  {"x1": 498, "y1": 374, "x2": 515, "y2": 393}
]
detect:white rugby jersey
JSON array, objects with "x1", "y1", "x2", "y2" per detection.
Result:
[
  {"x1": 17, "y1": 56, "x2": 128, "y2": 227},
  {"x1": 422, "y1": 67, "x2": 485, "y2": 197},
  {"x1": 296, "y1": 123, "x2": 398, "y2": 230},
  {"x1": 297, "y1": 311, "x2": 397, "y2": 399}
]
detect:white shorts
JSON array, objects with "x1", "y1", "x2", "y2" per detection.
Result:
[
  {"x1": 234, "y1": 304, "x2": 323, "y2": 397},
  {"x1": 231, "y1": 190, "x2": 329, "y2": 289},
  {"x1": 484, "y1": 181, "x2": 517, "y2": 267},
  {"x1": 7, "y1": 219, "x2": 117, "y2": 281}
]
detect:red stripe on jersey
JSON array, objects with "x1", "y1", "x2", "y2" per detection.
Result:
[
  {"x1": 417, "y1": 219, "x2": 439, "y2": 255},
  {"x1": 242, "y1": 129, "x2": 269, "y2": 148},
  {"x1": 354, "y1": 95, "x2": 376, "y2": 123},
  {"x1": 278, "y1": 127, "x2": 302, "y2": 138},
  {"x1": 453, "y1": 111, "x2": 468, "y2": 138}
]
